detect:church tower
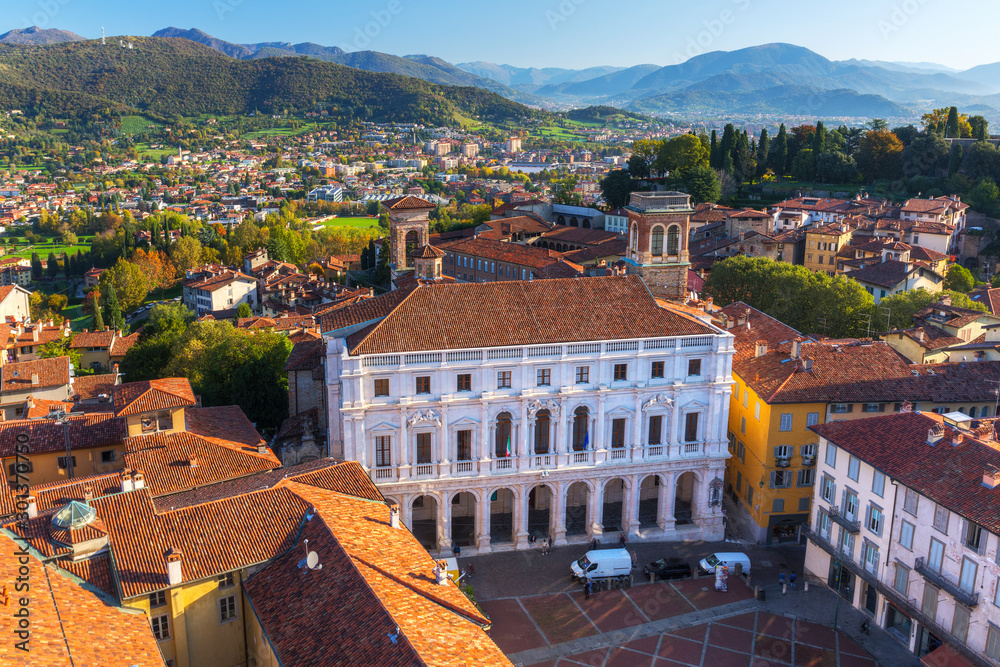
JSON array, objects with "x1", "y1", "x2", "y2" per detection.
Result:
[
  {"x1": 412, "y1": 245, "x2": 445, "y2": 281},
  {"x1": 623, "y1": 191, "x2": 693, "y2": 299},
  {"x1": 384, "y1": 195, "x2": 435, "y2": 274}
]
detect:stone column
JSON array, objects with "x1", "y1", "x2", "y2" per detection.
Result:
[
  {"x1": 625, "y1": 475, "x2": 642, "y2": 540},
  {"x1": 632, "y1": 393, "x2": 643, "y2": 448},
  {"x1": 588, "y1": 481, "x2": 604, "y2": 541},
  {"x1": 659, "y1": 471, "x2": 676, "y2": 533},
  {"x1": 476, "y1": 489, "x2": 492, "y2": 554},
  {"x1": 354, "y1": 418, "x2": 367, "y2": 468},
  {"x1": 514, "y1": 486, "x2": 529, "y2": 547},
  {"x1": 557, "y1": 397, "x2": 569, "y2": 457},
  {"x1": 439, "y1": 408, "x2": 450, "y2": 471},
  {"x1": 595, "y1": 393, "x2": 606, "y2": 452},
  {"x1": 398, "y1": 408, "x2": 410, "y2": 480},
  {"x1": 479, "y1": 404, "x2": 490, "y2": 465},
  {"x1": 553, "y1": 481, "x2": 568, "y2": 546},
  {"x1": 438, "y1": 492, "x2": 452, "y2": 553}
]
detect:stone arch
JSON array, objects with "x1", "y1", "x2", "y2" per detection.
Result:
[
  {"x1": 450, "y1": 490, "x2": 478, "y2": 548},
  {"x1": 494, "y1": 411, "x2": 514, "y2": 458},
  {"x1": 534, "y1": 409, "x2": 552, "y2": 454},
  {"x1": 565, "y1": 481, "x2": 591, "y2": 536},
  {"x1": 602, "y1": 477, "x2": 628, "y2": 533},
  {"x1": 527, "y1": 483, "x2": 555, "y2": 540},
  {"x1": 667, "y1": 224, "x2": 680, "y2": 255},
  {"x1": 557, "y1": 215, "x2": 566, "y2": 225},
  {"x1": 674, "y1": 471, "x2": 699, "y2": 524},
  {"x1": 488, "y1": 486, "x2": 518, "y2": 544},
  {"x1": 583, "y1": 219, "x2": 591, "y2": 229},
  {"x1": 410, "y1": 493, "x2": 439, "y2": 550},
  {"x1": 638, "y1": 474, "x2": 663, "y2": 527},
  {"x1": 570, "y1": 217, "x2": 579, "y2": 227},
  {"x1": 630, "y1": 222, "x2": 638, "y2": 254},
  {"x1": 571, "y1": 405, "x2": 591, "y2": 451},
  {"x1": 650, "y1": 224, "x2": 664, "y2": 256}
]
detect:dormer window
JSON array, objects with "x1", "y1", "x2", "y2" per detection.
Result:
[{"x1": 141, "y1": 411, "x2": 173, "y2": 434}]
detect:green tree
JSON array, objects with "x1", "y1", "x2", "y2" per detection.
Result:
[
  {"x1": 38, "y1": 337, "x2": 85, "y2": 375},
  {"x1": 812, "y1": 121, "x2": 826, "y2": 155},
  {"x1": 92, "y1": 299, "x2": 105, "y2": 330},
  {"x1": 709, "y1": 130, "x2": 719, "y2": 169},
  {"x1": 100, "y1": 259, "x2": 149, "y2": 313},
  {"x1": 30, "y1": 252, "x2": 42, "y2": 281},
  {"x1": 948, "y1": 142, "x2": 964, "y2": 177},
  {"x1": 655, "y1": 134, "x2": 709, "y2": 177},
  {"x1": 599, "y1": 169, "x2": 634, "y2": 209},
  {"x1": 104, "y1": 285, "x2": 125, "y2": 332},
  {"x1": 969, "y1": 115, "x2": 989, "y2": 142},
  {"x1": 791, "y1": 149, "x2": 816, "y2": 181},
  {"x1": 169, "y1": 236, "x2": 204, "y2": 275},
  {"x1": 146, "y1": 302, "x2": 195, "y2": 338},
  {"x1": 857, "y1": 130, "x2": 904, "y2": 181},
  {"x1": 945, "y1": 107, "x2": 960, "y2": 138},
  {"x1": 719, "y1": 124, "x2": 736, "y2": 174},
  {"x1": 236, "y1": 302, "x2": 253, "y2": 319},
  {"x1": 681, "y1": 165, "x2": 722, "y2": 204},
  {"x1": 755, "y1": 128, "x2": 770, "y2": 179},
  {"x1": 46, "y1": 252, "x2": 58, "y2": 279},
  {"x1": 901, "y1": 132, "x2": 949, "y2": 178},
  {"x1": 874, "y1": 288, "x2": 986, "y2": 330},
  {"x1": 773, "y1": 124, "x2": 789, "y2": 176},
  {"x1": 944, "y1": 265, "x2": 976, "y2": 293}
]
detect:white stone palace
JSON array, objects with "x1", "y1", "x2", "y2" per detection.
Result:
[{"x1": 320, "y1": 273, "x2": 735, "y2": 555}]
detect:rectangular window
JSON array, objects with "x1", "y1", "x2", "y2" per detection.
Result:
[
  {"x1": 648, "y1": 415, "x2": 662, "y2": 446},
  {"x1": 217, "y1": 572, "x2": 234, "y2": 589},
  {"x1": 374, "y1": 378, "x2": 389, "y2": 397},
  {"x1": 651, "y1": 361, "x2": 665, "y2": 379},
  {"x1": 736, "y1": 470, "x2": 742, "y2": 492},
  {"x1": 799, "y1": 497, "x2": 810, "y2": 512},
  {"x1": 736, "y1": 441, "x2": 746, "y2": 463},
  {"x1": 894, "y1": 564, "x2": 909, "y2": 595},
  {"x1": 843, "y1": 491, "x2": 859, "y2": 521},
  {"x1": 774, "y1": 445, "x2": 793, "y2": 459},
  {"x1": 922, "y1": 584, "x2": 939, "y2": 619},
  {"x1": 964, "y1": 521, "x2": 985, "y2": 554},
  {"x1": 149, "y1": 590, "x2": 166, "y2": 608},
  {"x1": 900, "y1": 521, "x2": 915, "y2": 550},
  {"x1": 456, "y1": 430, "x2": 472, "y2": 461},
  {"x1": 986, "y1": 624, "x2": 1000, "y2": 661},
  {"x1": 847, "y1": 456, "x2": 860, "y2": 482},
  {"x1": 536, "y1": 368, "x2": 551, "y2": 386},
  {"x1": 903, "y1": 488, "x2": 919, "y2": 515},
  {"x1": 779, "y1": 413, "x2": 793, "y2": 431},
  {"x1": 575, "y1": 366, "x2": 589, "y2": 383},
  {"x1": 57, "y1": 456, "x2": 77, "y2": 470},
  {"x1": 416, "y1": 376, "x2": 431, "y2": 394},
  {"x1": 7, "y1": 460, "x2": 32, "y2": 476},
  {"x1": 740, "y1": 416, "x2": 746, "y2": 435},
  {"x1": 416, "y1": 433, "x2": 432, "y2": 464},
  {"x1": 100, "y1": 449, "x2": 116, "y2": 464},
  {"x1": 687, "y1": 359, "x2": 702, "y2": 377},
  {"x1": 928, "y1": 537, "x2": 945, "y2": 574},
  {"x1": 743, "y1": 391, "x2": 749, "y2": 408},
  {"x1": 819, "y1": 511, "x2": 832, "y2": 540},
  {"x1": 456, "y1": 374, "x2": 471, "y2": 392},
  {"x1": 861, "y1": 402, "x2": 882, "y2": 413},
  {"x1": 754, "y1": 402, "x2": 761, "y2": 420},
  {"x1": 611, "y1": 418, "x2": 626, "y2": 448},
  {"x1": 933, "y1": 504, "x2": 949, "y2": 533},
  {"x1": 821, "y1": 475, "x2": 836, "y2": 503},
  {"x1": 375, "y1": 436, "x2": 391, "y2": 467},
  {"x1": 772, "y1": 498, "x2": 785, "y2": 512},
  {"x1": 613, "y1": 364, "x2": 628, "y2": 381},
  {"x1": 867, "y1": 505, "x2": 884, "y2": 536},
  {"x1": 952, "y1": 605, "x2": 970, "y2": 643},
  {"x1": 959, "y1": 557, "x2": 978, "y2": 594},
  {"x1": 497, "y1": 371, "x2": 512, "y2": 389},
  {"x1": 801, "y1": 444, "x2": 817, "y2": 458},
  {"x1": 807, "y1": 412, "x2": 819, "y2": 427},
  {"x1": 684, "y1": 413, "x2": 699, "y2": 442},
  {"x1": 863, "y1": 541, "x2": 879, "y2": 573},
  {"x1": 219, "y1": 595, "x2": 237, "y2": 623},
  {"x1": 831, "y1": 403, "x2": 849, "y2": 414},
  {"x1": 769, "y1": 470, "x2": 792, "y2": 488},
  {"x1": 825, "y1": 443, "x2": 837, "y2": 467},
  {"x1": 872, "y1": 470, "x2": 885, "y2": 498},
  {"x1": 151, "y1": 614, "x2": 170, "y2": 640},
  {"x1": 797, "y1": 469, "x2": 815, "y2": 487}
]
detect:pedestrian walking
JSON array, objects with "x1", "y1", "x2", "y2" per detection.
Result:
[
  {"x1": 619, "y1": 532, "x2": 628, "y2": 547},
  {"x1": 452, "y1": 544, "x2": 461, "y2": 558},
  {"x1": 779, "y1": 570, "x2": 787, "y2": 595},
  {"x1": 547, "y1": 535, "x2": 553, "y2": 552},
  {"x1": 590, "y1": 537, "x2": 598, "y2": 551},
  {"x1": 529, "y1": 534, "x2": 536, "y2": 545},
  {"x1": 789, "y1": 571, "x2": 796, "y2": 590},
  {"x1": 584, "y1": 577, "x2": 592, "y2": 600}
]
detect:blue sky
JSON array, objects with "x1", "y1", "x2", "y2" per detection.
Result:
[{"x1": 8, "y1": 0, "x2": 998, "y2": 70}]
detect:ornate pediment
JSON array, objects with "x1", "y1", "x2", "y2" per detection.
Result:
[
  {"x1": 642, "y1": 393, "x2": 674, "y2": 412},
  {"x1": 527, "y1": 399, "x2": 560, "y2": 419},
  {"x1": 407, "y1": 408, "x2": 442, "y2": 428}
]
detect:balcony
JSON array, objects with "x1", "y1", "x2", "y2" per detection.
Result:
[
  {"x1": 491, "y1": 458, "x2": 515, "y2": 473},
  {"x1": 643, "y1": 444, "x2": 665, "y2": 459},
  {"x1": 803, "y1": 527, "x2": 879, "y2": 588},
  {"x1": 827, "y1": 506, "x2": 861, "y2": 533},
  {"x1": 529, "y1": 454, "x2": 557, "y2": 469},
  {"x1": 608, "y1": 447, "x2": 630, "y2": 462},
  {"x1": 914, "y1": 557, "x2": 980, "y2": 608},
  {"x1": 452, "y1": 460, "x2": 477, "y2": 475},
  {"x1": 372, "y1": 466, "x2": 397, "y2": 482},
  {"x1": 802, "y1": 455, "x2": 817, "y2": 467},
  {"x1": 775, "y1": 456, "x2": 791, "y2": 468},
  {"x1": 412, "y1": 463, "x2": 436, "y2": 478}
]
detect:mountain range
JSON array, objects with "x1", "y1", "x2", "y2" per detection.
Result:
[{"x1": 6, "y1": 26, "x2": 1000, "y2": 120}]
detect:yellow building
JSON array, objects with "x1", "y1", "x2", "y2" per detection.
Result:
[{"x1": 804, "y1": 222, "x2": 853, "y2": 275}]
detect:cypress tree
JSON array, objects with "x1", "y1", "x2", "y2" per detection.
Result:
[
  {"x1": 709, "y1": 130, "x2": 719, "y2": 169},
  {"x1": 30, "y1": 252, "x2": 42, "y2": 280},
  {"x1": 46, "y1": 252, "x2": 58, "y2": 280},
  {"x1": 948, "y1": 142, "x2": 964, "y2": 177},
  {"x1": 720, "y1": 124, "x2": 736, "y2": 171},
  {"x1": 774, "y1": 124, "x2": 789, "y2": 177},
  {"x1": 92, "y1": 297, "x2": 105, "y2": 331},
  {"x1": 945, "y1": 107, "x2": 960, "y2": 138},
  {"x1": 104, "y1": 285, "x2": 124, "y2": 332},
  {"x1": 812, "y1": 121, "x2": 827, "y2": 155},
  {"x1": 756, "y1": 128, "x2": 770, "y2": 179}
]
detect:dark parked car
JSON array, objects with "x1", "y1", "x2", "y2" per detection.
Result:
[{"x1": 643, "y1": 557, "x2": 692, "y2": 580}]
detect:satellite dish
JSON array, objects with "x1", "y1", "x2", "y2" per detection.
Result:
[{"x1": 306, "y1": 551, "x2": 319, "y2": 570}]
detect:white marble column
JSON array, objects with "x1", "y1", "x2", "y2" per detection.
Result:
[
  {"x1": 398, "y1": 409, "x2": 410, "y2": 480},
  {"x1": 625, "y1": 475, "x2": 641, "y2": 539},
  {"x1": 553, "y1": 481, "x2": 568, "y2": 546},
  {"x1": 476, "y1": 490, "x2": 492, "y2": 553},
  {"x1": 438, "y1": 408, "x2": 450, "y2": 470},
  {"x1": 514, "y1": 486, "x2": 529, "y2": 546},
  {"x1": 588, "y1": 481, "x2": 604, "y2": 540},
  {"x1": 438, "y1": 492, "x2": 452, "y2": 552},
  {"x1": 659, "y1": 471, "x2": 676, "y2": 533}
]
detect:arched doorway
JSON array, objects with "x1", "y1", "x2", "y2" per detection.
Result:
[
  {"x1": 639, "y1": 475, "x2": 661, "y2": 527},
  {"x1": 527, "y1": 485, "x2": 552, "y2": 540},
  {"x1": 583, "y1": 219, "x2": 591, "y2": 229},
  {"x1": 451, "y1": 492, "x2": 476, "y2": 547},
  {"x1": 404, "y1": 230, "x2": 419, "y2": 267},
  {"x1": 495, "y1": 412, "x2": 513, "y2": 458},
  {"x1": 411, "y1": 495, "x2": 438, "y2": 550},
  {"x1": 557, "y1": 215, "x2": 566, "y2": 225},
  {"x1": 534, "y1": 410, "x2": 551, "y2": 454},
  {"x1": 570, "y1": 217, "x2": 579, "y2": 227},
  {"x1": 565, "y1": 482, "x2": 589, "y2": 536},
  {"x1": 490, "y1": 488, "x2": 515, "y2": 544},
  {"x1": 602, "y1": 478, "x2": 625, "y2": 533},
  {"x1": 572, "y1": 407, "x2": 589, "y2": 451},
  {"x1": 674, "y1": 472, "x2": 696, "y2": 525}
]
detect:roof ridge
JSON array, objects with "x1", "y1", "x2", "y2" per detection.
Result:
[{"x1": 347, "y1": 284, "x2": 423, "y2": 354}]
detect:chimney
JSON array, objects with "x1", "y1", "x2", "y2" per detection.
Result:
[
  {"x1": 389, "y1": 504, "x2": 400, "y2": 529},
  {"x1": 704, "y1": 297, "x2": 714, "y2": 313},
  {"x1": 25, "y1": 495, "x2": 36, "y2": 519},
  {"x1": 257, "y1": 442, "x2": 269, "y2": 454},
  {"x1": 802, "y1": 356, "x2": 814, "y2": 371},
  {"x1": 917, "y1": 330, "x2": 925, "y2": 342},
  {"x1": 188, "y1": 454, "x2": 199, "y2": 468},
  {"x1": 927, "y1": 425, "x2": 945, "y2": 445},
  {"x1": 433, "y1": 559, "x2": 449, "y2": 586},
  {"x1": 952, "y1": 432, "x2": 964, "y2": 447},
  {"x1": 165, "y1": 548, "x2": 183, "y2": 586},
  {"x1": 30, "y1": 373, "x2": 38, "y2": 385},
  {"x1": 983, "y1": 465, "x2": 1000, "y2": 489},
  {"x1": 82, "y1": 485, "x2": 93, "y2": 501},
  {"x1": 120, "y1": 469, "x2": 134, "y2": 492},
  {"x1": 133, "y1": 471, "x2": 145, "y2": 490},
  {"x1": 790, "y1": 339, "x2": 802, "y2": 360},
  {"x1": 737, "y1": 312, "x2": 747, "y2": 326},
  {"x1": 24, "y1": 395, "x2": 33, "y2": 410},
  {"x1": 940, "y1": 294, "x2": 952, "y2": 307},
  {"x1": 755, "y1": 340, "x2": 768, "y2": 358}
]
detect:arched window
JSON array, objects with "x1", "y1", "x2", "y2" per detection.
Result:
[
  {"x1": 495, "y1": 412, "x2": 513, "y2": 457},
  {"x1": 572, "y1": 407, "x2": 589, "y2": 451},
  {"x1": 534, "y1": 410, "x2": 550, "y2": 454},
  {"x1": 667, "y1": 225, "x2": 680, "y2": 255},
  {"x1": 650, "y1": 225, "x2": 664, "y2": 256},
  {"x1": 630, "y1": 223, "x2": 638, "y2": 253}
]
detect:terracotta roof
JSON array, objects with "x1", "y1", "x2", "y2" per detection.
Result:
[
  {"x1": 0, "y1": 535, "x2": 164, "y2": 666},
  {"x1": 71, "y1": 373, "x2": 118, "y2": 401},
  {"x1": 968, "y1": 287, "x2": 1000, "y2": 315},
  {"x1": 244, "y1": 481, "x2": 510, "y2": 667},
  {"x1": 531, "y1": 259, "x2": 584, "y2": 279},
  {"x1": 539, "y1": 226, "x2": 620, "y2": 245},
  {"x1": 319, "y1": 285, "x2": 418, "y2": 334},
  {"x1": 846, "y1": 260, "x2": 932, "y2": 289},
  {"x1": 381, "y1": 195, "x2": 435, "y2": 211},
  {"x1": 112, "y1": 378, "x2": 197, "y2": 416},
  {"x1": 412, "y1": 244, "x2": 446, "y2": 259},
  {"x1": 914, "y1": 302, "x2": 995, "y2": 330},
  {"x1": 436, "y1": 236, "x2": 564, "y2": 269},
  {"x1": 24, "y1": 398, "x2": 75, "y2": 419},
  {"x1": 562, "y1": 239, "x2": 627, "y2": 263},
  {"x1": 909, "y1": 245, "x2": 949, "y2": 262},
  {"x1": 0, "y1": 413, "x2": 125, "y2": 457},
  {"x1": 26, "y1": 471, "x2": 125, "y2": 513},
  {"x1": 69, "y1": 329, "x2": 116, "y2": 349},
  {"x1": 345, "y1": 276, "x2": 715, "y2": 356},
  {"x1": 285, "y1": 337, "x2": 325, "y2": 372},
  {"x1": 1, "y1": 357, "x2": 71, "y2": 392},
  {"x1": 812, "y1": 412, "x2": 1000, "y2": 534},
  {"x1": 890, "y1": 325, "x2": 964, "y2": 352}
]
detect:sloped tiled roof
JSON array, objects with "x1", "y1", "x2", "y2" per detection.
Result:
[
  {"x1": 345, "y1": 276, "x2": 715, "y2": 356},
  {"x1": 1, "y1": 357, "x2": 70, "y2": 392},
  {"x1": 70, "y1": 373, "x2": 118, "y2": 401},
  {"x1": 0, "y1": 534, "x2": 164, "y2": 666},
  {"x1": 812, "y1": 412, "x2": 1000, "y2": 534},
  {"x1": 68, "y1": 329, "x2": 116, "y2": 350},
  {"x1": 110, "y1": 330, "x2": 140, "y2": 358},
  {"x1": 382, "y1": 195, "x2": 435, "y2": 211},
  {"x1": 319, "y1": 285, "x2": 418, "y2": 334},
  {"x1": 968, "y1": 287, "x2": 1000, "y2": 315},
  {"x1": 285, "y1": 337, "x2": 325, "y2": 372},
  {"x1": 112, "y1": 378, "x2": 196, "y2": 416},
  {"x1": 0, "y1": 414, "x2": 125, "y2": 457}
]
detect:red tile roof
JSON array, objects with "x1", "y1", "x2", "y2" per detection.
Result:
[
  {"x1": 1, "y1": 356, "x2": 71, "y2": 392},
  {"x1": 382, "y1": 195, "x2": 435, "y2": 211},
  {"x1": 69, "y1": 329, "x2": 116, "y2": 350},
  {"x1": 436, "y1": 236, "x2": 564, "y2": 269},
  {"x1": 812, "y1": 412, "x2": 1000, "y2": 534},
  {"x1": 112, "y1": 378, "x2": 197, "y2": 416},
  {"x1": 0, "y1": 413, "x2": 125, "y2": 457},
  {"x1": 346, "y1": 276, "x2": 715, "y2": 356},
  {"x1": 70, "y1": 373, "x2": 118, "y2": 401}
]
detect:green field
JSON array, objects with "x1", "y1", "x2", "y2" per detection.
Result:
[
  {"x1": 135, "y1": 143, "x2": 177, "y2": 160},
  {"x1": 5, "y1": 244, "x2": 89, "y2": 259},
  {"x1": 62, "y1": 303, "x2": 92, "y2": 332},
  {"x1": 121, "y1": 115, "x2": 162, "y2": 135},
  {"x1": 317, "y1": 217, "x2": 380, "y2": 230}
]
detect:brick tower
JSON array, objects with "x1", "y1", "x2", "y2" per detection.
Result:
[
  {"x1": 384, "y1": 196, "x2": 435, "y2": 273},
  {"x1": 623, "y1": 191, "x2": 693, "y2": 299}
]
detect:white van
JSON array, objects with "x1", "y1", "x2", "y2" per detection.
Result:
[
  {"x1": 571, "y1": 548, "x2": 633, "y2": 581},
  {"x1": 697, "y1": 552, "x2": 751, "y2": 575}
]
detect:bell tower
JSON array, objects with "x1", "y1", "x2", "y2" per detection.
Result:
[
  {"x1": 412, "y1": 245, "x2": 445, "y2": 281},
  {"x1": 384, "y1": 196, "x2": 435, "y2": 272},
  {"x1": 623, "y1": 191, "x2": 693, "y2": 299}
]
